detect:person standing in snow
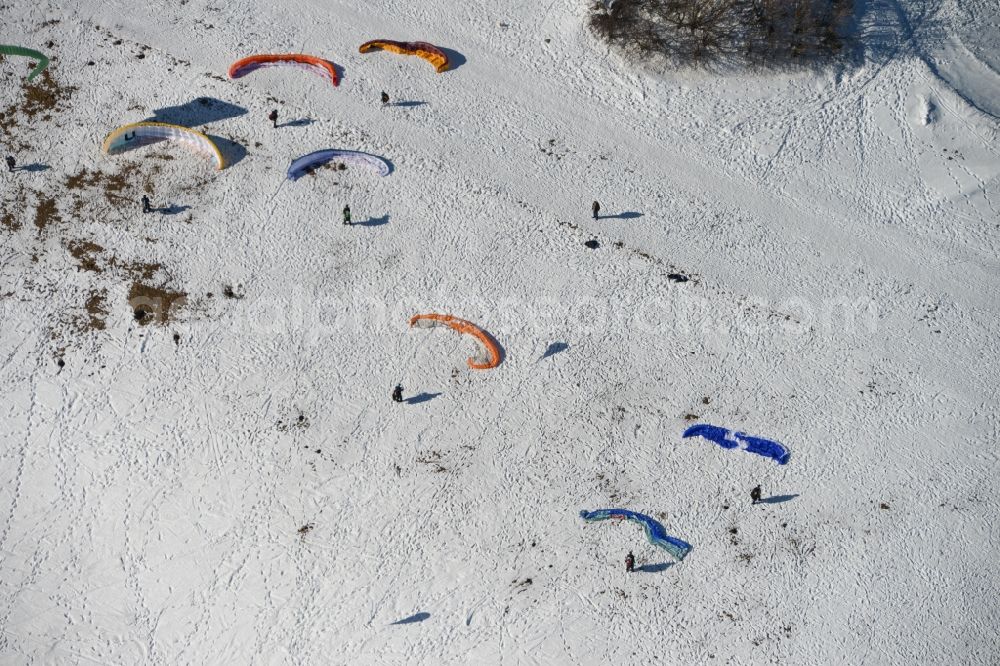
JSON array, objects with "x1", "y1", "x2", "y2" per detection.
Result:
[
  {"x1": 625, "y1": 551, "x2": 635, "y2": 573},
  {"x1": 392, "y1": 385, "x2": 403, "y2": 403},
  {"x1": 751, "y1": 485, "x2": 762, "y2": 505},
  {"x1": 592, "y1": 201, "x2": 600, "y2": 219},
  {"x1": 268, "y1": 109, "x2": 278, "y2": 128},
  {"x1": 381, "y1": 91, "x2": 389, "y2": 106},
  {"x1": 342, "y1": 205, "x2": 352, "y2": 225},
  {"x1": 5, "y1": 155, "x2": 15, "y2": 172},
  {"x1": 141, "y1": 194, "x2": 152, "y2": 214}
]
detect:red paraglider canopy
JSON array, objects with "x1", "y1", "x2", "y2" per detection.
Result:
[{"x1": 228, "y1": 54, "x2": 339, "y2": 86}]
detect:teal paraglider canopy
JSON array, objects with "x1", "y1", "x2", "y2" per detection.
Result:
[
  {"x1": 0, "y1": 45, "x2": 50, "y2": 81},
  {"x1": 580, "y1": 509, "x2": 692, "y2": 560}
]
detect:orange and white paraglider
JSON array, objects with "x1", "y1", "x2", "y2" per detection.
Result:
[{"x1": 409, "y1": 314, "x2": 502, "y2": 369}]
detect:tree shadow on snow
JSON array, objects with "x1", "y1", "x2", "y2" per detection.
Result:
[
  {"x1": 847, "y1": 0, "x2": 950, "y2": 69},
  {"x1": 148, "y1": 97, "x2": 248, "y2": 127},
  {"x1": 280, "y1": 118, "x2": 314, "y2": 128},
  {"x1": 18, "y1": 163, "x2": 49, "y2": 172},
  {"x1": 635, "y1": 562, "x2": 672, "y2": 573},
  {"x1": 405, "y1": 392, "x2": 441, "y2": 405},
  {"x1": 540, "y1": 341, "x2": 569, "y2": 360},
  {"x1": 209, "y1": 135, "x2": 248, "y2": 168},
  {"x1": 392, "y1": 100, "x2": 428, "y2": 108},
  {"x1": 439, "y1": 47, "x2": 467, "y2": 72},
  {"x1": 598, "y1": 211, "x2": 643, "y2": 220},
  {"x1": 356, "y1": 214, "x2": 390, "y2": 227},
  {"x1": 390, "y1": 612, "x2": 430, "y2": 625},
  {"x1": 760, "y1": 494, "x2": 799, "y2": 504}
]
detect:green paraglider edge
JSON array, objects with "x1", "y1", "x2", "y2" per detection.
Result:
[{"x1": 0, "y1": 45, "x2": 50, "y2": 81}]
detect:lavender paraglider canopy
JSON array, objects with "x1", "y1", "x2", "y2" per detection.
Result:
[{"x1": 287, "y1": 149, "x2": 391, "y2": 181}]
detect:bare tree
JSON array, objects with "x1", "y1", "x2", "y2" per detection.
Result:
[{"x1": 589, "y1": 0, "x2": 853, "y2": 69}]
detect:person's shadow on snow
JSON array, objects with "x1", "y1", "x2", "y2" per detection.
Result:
[
  {"x1": 156, "y1": 204, "x2": 191, "y2": 215},
  {"x1": 405, "y1": 392, "x2": 441, "y2": 405},
  {"x1": 390, "y1": 612, "x2": 430, "y2": 625},
  {"x1": 597, "y1": 211, "x2": 643, "y2": 220},
  {"x1": 357, "y1": 214, "x2": 390, "y2": 227},
  {"x1": 539, "y1": 341, "x2": 569, "y2": 360},
  {"x1": 760, "y1": 493, "x2": 799, "y2": 504},
  {"x1": 634, "y1": 562, "x2": 672, "y2": 573}
]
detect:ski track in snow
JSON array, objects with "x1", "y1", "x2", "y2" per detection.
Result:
[{"x1": 1, "y1": 0, "x2": 999, "y2": 663}]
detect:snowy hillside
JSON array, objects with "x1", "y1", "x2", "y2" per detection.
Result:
[{"x1": 1, "y1": 0, "x2": 998, "y2": 663}]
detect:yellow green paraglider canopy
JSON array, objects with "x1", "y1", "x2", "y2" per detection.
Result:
[{"x1": 102, "y1": 122, "x2": 227, "y2": 170}]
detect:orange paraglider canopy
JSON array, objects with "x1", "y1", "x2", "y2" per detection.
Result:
[
  {"x1": 409, "y1": 314, "x2": 502, "y2": 369},
  {"x1": 358, "y1": 40, "x2": 449, "y2": 73}
]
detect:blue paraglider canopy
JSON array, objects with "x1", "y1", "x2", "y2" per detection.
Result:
[{"x1": 683, "y1": 424, "x2": 790, "y2": 465}]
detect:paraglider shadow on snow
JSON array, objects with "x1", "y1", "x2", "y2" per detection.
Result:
[
  {"x1": 438, "y1": 47, "x2": 467, "y2": 71},
  {"x1": 405, "y1": 392, "x2": 441, "y2": 405},
  {"x1": 391, "y1": 101, "x2": 428, "y2": 108},
  {"x1": 760, "y1": 493, "x2": 799, "y2": 505},
  {"x1": 356, "y1": 214, "x2": 390, "y2": 227},
  {"x1": 331, "y1": 62, "x2": 346, "y2": 82},
  {"x1": 540, "y1": 341, "x2": 569, "y2": 360},
  {"x1": 635, "y1": 562, "x2": 672, "y2": 573},
  {"x1": 600, "y1": 211, "x2": 643, "y2": 220},
  {"x1": 17, "y1": 163, "x2": 49, "y2": 172},
  {"x1": 148, "y1": 97, "x2": 248, "y2": 127},
  {"x1": 281, "y1": 118, "x2": 314, "y2": 128},
  {"x1": 207, "y1": 135, "x2": 248, "y2": 168},
  {"x1": 479, "y1": 326, "x2": 506, "y2": 367},
  {"x1": 156, "y1": 204, "x2": 191, "y2": 215},
  {"x1": 390, "y1": 612, "x2": 430, "y2": 625}
]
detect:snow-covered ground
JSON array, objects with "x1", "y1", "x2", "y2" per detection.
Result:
[{"x1": 2, "y1": 0, "x2": 998, "y2": 662}]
